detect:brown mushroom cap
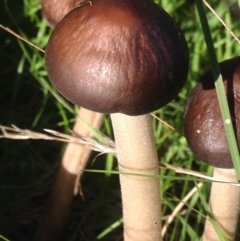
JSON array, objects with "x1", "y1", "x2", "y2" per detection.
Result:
[
  {"x1": 45, "y1": 0, "x2": 189, "y2": 116},
  {"x1": 41, "y1": 0, "x2": 80, "y2": 27},
  {"x1": 184, "y1": 57, "x2": 240, "y2": 168}
]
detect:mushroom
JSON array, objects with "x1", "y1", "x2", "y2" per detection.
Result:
[
  {"x1": 45, "y1": 0, "x2": 189, "y2": 240},
  {"x1": 41, "y1": 0, "x2": 79, "y2": 27},
  {"x1": 35, "y1": 1, "x2": 104, "y2": 241},
  {"x1": 184, "y1": 57, "x2": 240, "y2": 241}
]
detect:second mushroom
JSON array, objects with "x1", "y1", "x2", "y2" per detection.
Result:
[{"x1": 184, "y1": 57, "x2": 240, "y2": 241}]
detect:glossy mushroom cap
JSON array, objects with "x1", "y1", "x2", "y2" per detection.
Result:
[
  {"x1": 41, "y1": 0, "x2": 80, "y2": 27},
  {"x1": 184, "y1": 57, "x2": 240, "y2": 168},
  {"x1": 45, "y1": 0, "x2": 189, "y2": 116}
]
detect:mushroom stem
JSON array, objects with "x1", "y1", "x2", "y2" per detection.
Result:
[
  {"x1": 34, "y1": 108, "x2": 103, "y2": 241},
  {"x1": 62, "y1": 108, "x2": 104, "y2": 195},
  {"x1": 202, "y1": 167, "x2": 240, "y2": 241},
  {"x1": 110, "y1": 113, "x2": 162, "y2": 241}
]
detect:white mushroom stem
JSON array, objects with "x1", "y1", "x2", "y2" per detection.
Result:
[
  {"x1": 110, "y1": 113, "x2": 162, "y2": 241},
  {"x1": 202, "y1": 167, "x2": 240, "y2": 241},
  {"x1": 34, "y1": 108, "x2": 103, "y2": 241}
]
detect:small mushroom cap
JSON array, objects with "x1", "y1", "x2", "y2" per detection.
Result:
[
  {"x1": 184, "y1": 57, "x2": 240, "y2": 168},
  {"x1": 45, "y1": 0, "x2": 189, "y2": 116},
  {"x1": 41, "y1": 0, "x2": 80, "y2": 27}
]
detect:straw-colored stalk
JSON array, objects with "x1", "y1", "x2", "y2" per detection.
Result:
[{"x1": 111, "y1": 113, "x2": 162, "y2": 241}]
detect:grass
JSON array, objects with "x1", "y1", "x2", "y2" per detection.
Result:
[{"x1": 0, "y1": 0, "x2": 240, "y2": 240}]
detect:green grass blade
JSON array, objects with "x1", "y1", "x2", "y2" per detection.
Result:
[
  {"x1": 0, "y1": 235, "x2": 11, "y2": 241},
  {"x1": 96, "y1": 218, "x2": 123, "y2": 239}
]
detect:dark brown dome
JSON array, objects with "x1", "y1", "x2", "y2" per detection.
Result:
[
  {"x1": 45, "y1": 0, "x2": 189, "y2": 116},
  {"x1": 184, "y1": 57, "x2": 240, "y2": 168}
]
